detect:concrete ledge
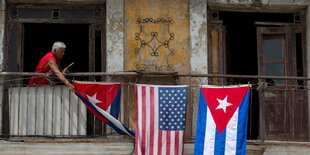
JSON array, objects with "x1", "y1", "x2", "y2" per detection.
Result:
[{"x1": 0, "y1": 140, "x2": 309, "y2": 155}]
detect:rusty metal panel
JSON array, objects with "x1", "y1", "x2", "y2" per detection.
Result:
[
  {"x1": 61, "y1": 86, "x2": 70, "y2": 135},
  {"x1": 69, "y1": 90, "x2": 79, "y2": 135},
  {"x1": 9, "y1": 86, "x2": 87, "y2": 136},
  {"x1": 35, "y1": 87, "x2": 45, "y2": 135},
  {"x1": 27, "y1": 87, "x2": 36, "y2": 135},
  {"x1": 78, "y1": 93, "x2": 87, "y2": 135},
  {"x1": 9, "y1": 87, "x2": 19, "y2": 135},
  {"x1": 19, "y1": 87, "x2": 27, "y2": 135},
  {"x1": 53, "y1": 87, "x2": 62, "y2": 135},
  {"x1": 44, "y1": 86, "x2": 53, "y2": 135}
]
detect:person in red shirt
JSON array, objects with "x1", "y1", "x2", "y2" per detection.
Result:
[{"x1": 29, "y1": 41, "x2": 75, "y2": 91}]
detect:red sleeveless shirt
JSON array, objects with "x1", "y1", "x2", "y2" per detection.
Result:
[{"x1": 29, "y1": 52, "x2": 60, "y2": 86}]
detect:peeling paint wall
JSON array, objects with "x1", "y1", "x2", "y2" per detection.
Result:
[
  {"x1": 189, "y1": 0, "x2": 208, "y2": 137},
  {"x1": 124, "y1": 0, "x2": 190, "y2": 73},
  {"x1": 106, "y1": 0, "x2": 124, "y2": 72},
  {"x1": 190, "y1": 0, "x2": 208, "y2": 74}
]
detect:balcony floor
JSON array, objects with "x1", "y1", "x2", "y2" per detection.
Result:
[{"x1": 0, "y1": 139, "x2": 309, "y2": 155}]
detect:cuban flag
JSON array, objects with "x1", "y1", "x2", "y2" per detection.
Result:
[
  {"x1": 194, "y1": 85, "x2": 251, "y2": 155},
  {"x1": 74, "y1": 81, "x2": 135, "y2": 138}
]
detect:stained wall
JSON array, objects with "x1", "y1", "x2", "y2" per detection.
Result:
[{"x1": 124, "y1": 0, "x2": 190, "y2": 73}]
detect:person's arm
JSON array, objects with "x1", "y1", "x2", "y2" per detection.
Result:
[{"x1": 47, "y1": 60, "x2": 75, "y2": 91}]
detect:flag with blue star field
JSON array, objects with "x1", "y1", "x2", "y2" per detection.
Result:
[
  {"x1": 74, "y1": 81, "x2": 135, "y2": 138},
  {"x1": 194, "y1": 85, "x2": 251, "y2": 155},
  {"x1": 135, "y1": 84, "x2": 188, "y2": 155}
]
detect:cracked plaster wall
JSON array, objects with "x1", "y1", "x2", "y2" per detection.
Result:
[
  {"x1": 106, "y1": 0, "x2": 124, "y2": 72},
  {"x1": 189, "y1": 0, "x2": 208, "y2": 137},
  {"x1": 190, "y1": 0, "x2": 208, "y2": 75}
]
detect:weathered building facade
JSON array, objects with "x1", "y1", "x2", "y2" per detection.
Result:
[{"x1": 0, "y1": 0, "x2": 309, "y2": 154}]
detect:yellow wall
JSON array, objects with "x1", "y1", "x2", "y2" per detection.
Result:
[{"x1": 125, "y1": 0, "x2": 190, "y2": 73}]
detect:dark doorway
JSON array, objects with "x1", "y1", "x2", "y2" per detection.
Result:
[
  {"x1": 23, "y1": 23, "x2": 89, "y2": 73},
  {"x1": 217, "y1": 11, "x2": 298, "y2": 140},
  {"x1": 219, "y1": 11, "x2": 294, "y2": 75}
]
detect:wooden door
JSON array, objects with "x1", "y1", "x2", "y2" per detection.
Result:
[
  {"x1": 208, "y1": 21, "x2": 227, "y2": 85},
  {"x1": 257, "y1": 26, "x2": 308, "y2": 140}
]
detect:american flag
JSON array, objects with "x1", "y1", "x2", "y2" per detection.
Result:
[{"x1": 135, "y1": 84, "x2": 188, "y2": 155}]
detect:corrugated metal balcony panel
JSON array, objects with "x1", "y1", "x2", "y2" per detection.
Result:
[{"x1": 9, "y1": 86, "x2": 87, "y2": 136}]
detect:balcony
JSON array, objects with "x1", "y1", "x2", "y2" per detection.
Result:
[{"x1": 0, "y1": 71, "x2": 308, "y2": 142}]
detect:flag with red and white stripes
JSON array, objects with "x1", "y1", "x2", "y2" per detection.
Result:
[{"x1": 135, "y1": 84, "x2": 188, "y2": 155}]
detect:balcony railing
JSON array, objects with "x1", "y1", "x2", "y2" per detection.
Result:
[{"x1": 0, "y1": 71, "x2": 308, "y2": 141}]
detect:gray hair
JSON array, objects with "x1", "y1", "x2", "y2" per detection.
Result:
[{"x1": 52, "y1": 41, "x2": 66, "y2": 52}]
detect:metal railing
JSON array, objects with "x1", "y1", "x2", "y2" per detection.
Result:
[{"x1": 0, "y1": 71, "x2": 309, "y2": 141}]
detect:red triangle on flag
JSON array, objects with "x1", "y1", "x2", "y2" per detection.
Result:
[
  {"x1": 74, "y1": 82, "x2": 120, "y2": 111},
  {"x1": 201, "y1": 86, "x2": 250, "y2": 134}
]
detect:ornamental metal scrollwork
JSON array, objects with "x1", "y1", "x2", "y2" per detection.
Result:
[{"x1": 134, "y1": 17, "x2": 174, "y2": 71}]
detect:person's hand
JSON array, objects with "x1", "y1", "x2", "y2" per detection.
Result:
[{"x1": 66, "y1": 82, "x2": 76, "y2": 92}]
